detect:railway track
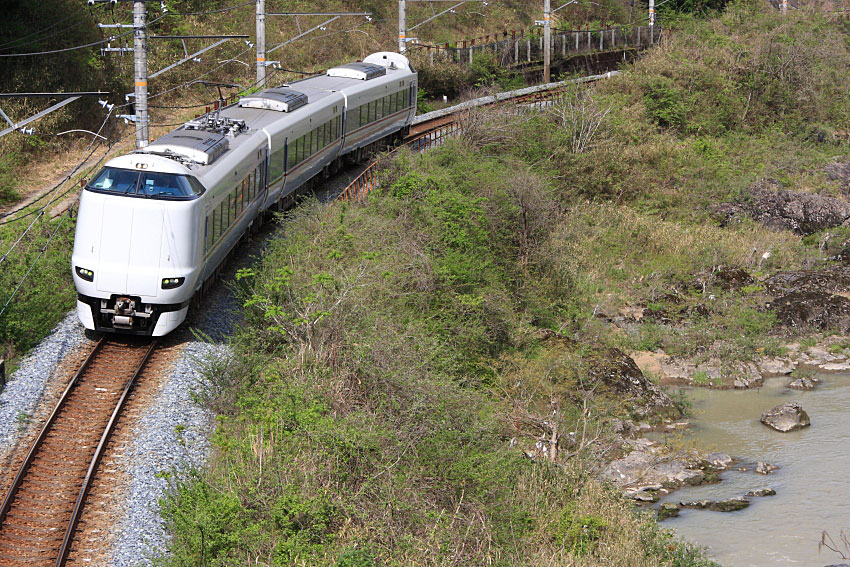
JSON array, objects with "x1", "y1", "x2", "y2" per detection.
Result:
[{"x1": 0, "y1": 338, "x2": 156, "y2": 567}]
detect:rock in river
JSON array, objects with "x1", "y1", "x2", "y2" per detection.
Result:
[
  {"x1": 755, "y1": 461, "x2": 778, "y2": 475},
  {"x1": 680, "y1": 497, "x2": 750, "y2": 512},
  {"x1": 788, "y1": 377, "x2": 816, "y2": 390},
  {"x1": 761, "y1": 402, "x2": 811, "y2": 432},
  {"x1": 746, "y1": 488, "x2": 776, "y2": 497},
  {"x1": 657, "y1": 502, "x2": 680, "y2": 520}
]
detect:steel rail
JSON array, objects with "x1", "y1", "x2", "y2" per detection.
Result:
[
  {"x1": 0, "y1": 338, "x2": 105, "y2": 527},
  {"x1": 56, "y1": 339, "x2": 157, "y2": 566}
]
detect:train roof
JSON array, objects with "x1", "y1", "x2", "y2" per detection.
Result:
[{"x1": 128, "y1": 52, "x2": 415, "y2": 184}]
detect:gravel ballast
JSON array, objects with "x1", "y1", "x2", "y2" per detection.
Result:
[{"x1": 0, "y1": 311, "x2": 87, "y2": 461}]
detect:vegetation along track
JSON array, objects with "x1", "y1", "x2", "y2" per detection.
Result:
[{"x1": 0, "y1": 337, "x2": 156, "y2": 566}]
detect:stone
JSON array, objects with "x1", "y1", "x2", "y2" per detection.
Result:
[
  {"x1": 585, "y1": 347, "x2": 681, "y2": 419},
  {"x1": 679, "y1": 497, "x2": 750, "y2": 512},
  {"x1": 755, "y1": 462, "x2": 778, "y2": 475},
  {"x1": 759, "y1": 358, "x2": 796, "y2": 376},
  {"x1": 821, "y1": 361, "x2": 850, "y2": 372},
  {"x1": 732, "y1": 362, "x2": 763, "y2": 389},
  {"x1": 788, "y1": 377, "x2": 816, "y2": 390},
  {"x1": 713, "y1": 179, "x2": 850, "y2": 235},
  {"x1": 703, "y1": 452, "x2": 734, "y2": 471},
  {"x1": 761, "y1": 402, "x2": 811, "y2": 432},
  {"x1": 765, "y1": 266, "x2": 850, "y2": 296},
  {"x1": 657, "y1": 502, "x2": 680, "y2": 520},
  {"x1": 602, "y1": 451, "x2": 705, "y2": 490},
  {"x1": 770, "y1": 292, "x2": 850, "y2": 334},
  {"x1": 746, "y1": 488, "x2": 776, "y2": 497}
]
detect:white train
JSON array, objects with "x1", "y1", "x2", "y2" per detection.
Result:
[{"x1": 72, "y1": 52, "x2": 417, "y2": 335}]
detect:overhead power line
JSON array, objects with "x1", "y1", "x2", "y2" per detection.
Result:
[{"x1": 0, "y1": 13, "x2": 166, "y2": 57}]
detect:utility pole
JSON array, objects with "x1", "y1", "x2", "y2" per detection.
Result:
[
  {"x1": 543, "y1": 0, "x2": 551, "y2": 82},
  {"x1": 133, "y1": 0, "x2": 148, "y2": 148},
  {"x1": 780, "y1": 0, "x2": 787, "y2": 13},
  {"x1": 648, "y1": 0, "x2": 655, "y2": 43},
  {"x1": 256, "y1": 0, "x2": 266, "y2": 87},
  {"x1": 399, "y1": 0, "x2": 407, "y2": 53}
]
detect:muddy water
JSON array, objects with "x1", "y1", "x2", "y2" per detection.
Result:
[{"x1": 658, "y1": 376, "x2": 850, "y2": 567}]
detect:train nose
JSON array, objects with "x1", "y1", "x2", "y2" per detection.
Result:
[{"x1": 97, "y1": 201, "x2": 164, "y2": 297}]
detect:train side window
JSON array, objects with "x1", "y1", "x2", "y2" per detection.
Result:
[
  {"x1": 287, "y1": 141, "x2": 296, "y2": 170},
  {"x1": 324, "y1": 121, "x2": 331, "y2": 146},
  {"x1": 295, "y1": 136, "x2": 303, "y2": 164},
  {"x1": 211, "y1": 204, "x2": 220, "y2": 243},
  {"x1": 335, "y1": 115, "x2": 341, "y2": 139},
  {"x1": 383, "y1": 95, "x2": 389, "y2": 117},
  {"x1": 311, "y1": 127, "x2": 319, "y2": 154},
  {"x1": 375, "y1": 98, "x2": 383, "y2": 121}
]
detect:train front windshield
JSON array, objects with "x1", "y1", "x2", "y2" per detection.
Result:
[{"x1": 87, "y1": 167, "x2": 205, "y2": 200}]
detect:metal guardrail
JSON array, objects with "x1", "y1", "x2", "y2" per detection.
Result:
[
  {"x1": 336, "y1": 122, "x2": 462, "y2": 203},
  {"x1": 412, "y1": 25, "x2": 662, "y2": 67}
]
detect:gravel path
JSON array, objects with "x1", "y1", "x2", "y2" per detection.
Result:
[{"x1": 0, "y1": 311, "x2": 87, "y2": 461}]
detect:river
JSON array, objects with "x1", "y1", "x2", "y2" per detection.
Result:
[{"x1": 657, "y1": 376, "x2": 850, "y2": 567}]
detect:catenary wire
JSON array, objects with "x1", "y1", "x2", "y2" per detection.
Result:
[{"x1": 0, "y1": 13, "x2": 166, "y2": 57}]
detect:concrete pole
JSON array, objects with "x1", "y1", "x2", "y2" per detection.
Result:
[
  {"x1": 256, "y1": 0, "x2": 266, "y2": 88},
  {"x1": 399, "y1": 0, "x2": 407, "y2": 53},
  {"x1": 133, "y1": 0, "x2": 148, "y2": 148},
  {"x1": 543, "y1": 0, "x2": 551, "y2": 82},
  {"x1": 648, "y1": 0, "x2": 655, "y2": 44}
]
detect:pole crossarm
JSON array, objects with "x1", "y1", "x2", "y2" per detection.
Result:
[
  {"x1": 149, "y1": 39, "x2": 231, "y2": 79},
  {"x1": 0, "y1": 97, "x2": 81, "y2": 139}
]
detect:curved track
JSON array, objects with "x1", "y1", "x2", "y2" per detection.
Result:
[{"x1": 0, "y1": 338, "x2": 156, "y2": 567}]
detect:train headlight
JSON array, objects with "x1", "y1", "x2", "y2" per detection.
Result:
[
  {"x1": 75, "y1": 266, "x2": 94, "y2": 282},
  {"x1": 161, "y1": 277, "x2": 185, "y2": 289}
]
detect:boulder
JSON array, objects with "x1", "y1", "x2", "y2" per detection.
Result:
[
  {"x1": 759, "y1": 358, "x2": 796, "y2": 376},
  {"x1": 602, "y1": 450, "x2": 705, "y2": 490},
  {"x1": 585, "y1": 348, "x2": 681, "y2": 419},
  {"x1": 755, "y1": 462, "x2": 778, "y2": 475},
  {"x1": 679, "y1": 497, "x2": 750, "y2": 512},
  {"x1": 746, "y1": 488, "x2": 776, "y2": 497},
  {"x1": 770, "y1": 292, "x2": 850, "y2": 334},
  {"x1": 765, "y1": 266, "x2": 850, "y2": 296},
  {"x1": 788, "y1": 377, "x2": 815, "y2": 390},
  {"x1": 657, "y1": 502, "x2": 680, "y2": 520},
  {"x1": 761, "y1": 402, "x2": 811, "y2": 432},
  {"x1": 703, "y1": 452, "x2": 734, "y2": 471},
  {"x1": 714, "y1": 180, "x2": 850, "y2": 235}
]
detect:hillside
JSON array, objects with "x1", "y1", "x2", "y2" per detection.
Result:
[{"x1": 156, "y1": 1, "x2": 850, "y2": 565}]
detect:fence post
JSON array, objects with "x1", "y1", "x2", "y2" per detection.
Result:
[{"x1": 0, "y1": 359, "x2": 5, "y2": 391}]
